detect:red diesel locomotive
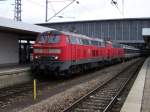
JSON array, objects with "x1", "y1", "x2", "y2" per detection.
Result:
[{"x1": 31, "y1": 30, "x2": 138, "y2": 76}]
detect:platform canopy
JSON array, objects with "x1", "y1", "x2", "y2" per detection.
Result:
[
  {"x1": 0, "y1": 17, "x2": 54, "y2": 36},
  {"x1": 0, "y1": 17, "x2": 56, "y2": 65}
]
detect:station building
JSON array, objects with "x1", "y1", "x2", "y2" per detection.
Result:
[
  {"x1": 39, "y1": 18, "x2": 150, "y2": 49},
  {"x1": 0, "y1": 17, "x2": 53, "y2": 66}
]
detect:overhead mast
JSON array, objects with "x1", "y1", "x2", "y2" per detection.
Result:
[{"x1": 14, "y1": 0, "x2": 21, "y2": 21}]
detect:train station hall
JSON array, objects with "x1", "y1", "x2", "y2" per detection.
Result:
[{"x1": 0, "y1": 17, "x2": 150, "y2": 112}]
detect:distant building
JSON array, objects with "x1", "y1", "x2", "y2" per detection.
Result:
[{"x1": 39, "y1": 18, "x2": 150, "y2": 49}]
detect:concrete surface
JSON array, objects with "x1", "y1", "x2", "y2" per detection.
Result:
[
  {"x1": 0, "y1": 67, "x2": 32, "y2": 89},
  {"x1": 120, "y1": 57, "x2": 149, "y2": 112},
  {"x1": 141, "y1": 59, "x2": 150, "y2": 112}
]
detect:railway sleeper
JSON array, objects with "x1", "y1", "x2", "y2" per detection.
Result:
[
  {"x1": 82, "y1": 101, "x2": 108, "y2": 107},
  {"x1": 80, "y1": 104, "x2": 106, "y2": 110},
  {"x1": 94, "y1": 94, "x2": 114, "y2": 98},
  {"x1": 87, "y1": 98, "x2": 110, "y2": 104},
  {"x1": 98, "y1": 88, "x2": 119, "y2": 92},
  {"x1": 73, "y1": 108, "x2": 95, "y2": 112},
  {"x1": 96, "y1": 93, "x2": 116, "y2": 97},
  {"x1": 98, "y1": 90, "x2": 117, "y2": 93},
  {"x1": 89, "y1": 96, "x2": 111, "y2": 101}
]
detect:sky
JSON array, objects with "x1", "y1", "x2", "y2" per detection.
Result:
[{"x1": 0, "y1": 0, "x2": 150, "y2": 24}]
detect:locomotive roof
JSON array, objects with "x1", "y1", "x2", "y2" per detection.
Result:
[
  {"x1": 61, "y1": 31, "x2": 104, "y2": 42},
  {"x1": 42, "y1": 30, "x2": 139, "y2": 50},
  {"x1": 44, "y1": 30, "x2": 104, "y2": 42}
]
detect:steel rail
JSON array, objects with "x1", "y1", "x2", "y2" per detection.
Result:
[
  {"x1": 0, "y1": 81, "x2": 51, "y2": 99},
  {"x1": 103, "y1": 60, "x2": 143, "y2": 112},
  {"x1": 63, "y1": 59, "x2": 143, "y2": 112}
]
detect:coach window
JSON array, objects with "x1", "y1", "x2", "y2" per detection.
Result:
[
  {"x1": 89, "y1": 40, "x2": 92, "y2": 45},
  {"x1": 95, "y1": 41, "x2": 98, "y2": 46},
  {"x1": 101, "y1": 42, "x2": 105, "y2": 47},
  {"x1": 91, "y1": 41, "x2": 94, "y2": 46},
  {"x1": 98, "y1": 42, "x2": 101, "y2": 47}
]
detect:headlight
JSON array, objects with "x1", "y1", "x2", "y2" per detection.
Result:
[
  {"x1": 34, "y1": 49, "x2": 43, "y2": 53},
  {"x1": 34, "y1": 56, "x2": 40, "y2": 59},
  {"x1": 49, "y1": 49, "x2": 61, "y2": 54},
  {"x1": 54, "y1": 56, "x2": 59, "y2": 60}
]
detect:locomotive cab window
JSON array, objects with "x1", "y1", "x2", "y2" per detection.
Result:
[
  {"x1": 37, "y1": 35, "x2": 47, "y2": 43},
  {"x1": 48, "y1": 35, "x2": 60, "y2": 43}
]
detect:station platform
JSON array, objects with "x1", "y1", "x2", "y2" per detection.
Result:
[
  {"x1": 0, "y1": 64, "x2": 30, "y2": 76},
  {"x1": 121, "y1": 57, "x2": 150, "y2": 112},
  {"x1": 0, "y1": 64, "x2": 31, "y2": 89}
]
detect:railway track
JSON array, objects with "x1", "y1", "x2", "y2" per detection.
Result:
[
  {"x1": 0, "y1": 58, "x2": 143, "y2": 112},
  {"x1": 0, "y1": 79, "x2": 62, "y2": 108},
  {"x1": 63, "y1": 59, "x2": 144, "y2": 112},
  {"x1": 0, "y1": 81, "x2": 52, "y2": 99},
  {"x1": 0, "y1": 82, "x2": 33, "y2": 98},
  {"x1": 0, "y1": 61, "x2": 120, "y2": 102}
]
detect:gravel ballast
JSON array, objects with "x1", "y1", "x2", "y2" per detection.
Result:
[{"x1": 20, "y1": 59, "x2": 139, "y2": 112}]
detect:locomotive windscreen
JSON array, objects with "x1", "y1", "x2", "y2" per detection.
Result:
[
  {"x1": 37, "y1": 35, "x2": 47, "y2": 43},
  {"x1": 48, "y1": 35, "x2": 60, "y2": 43},
  {"x1": 37, "y1": 33, "x2": 60, "y2": 44}
]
